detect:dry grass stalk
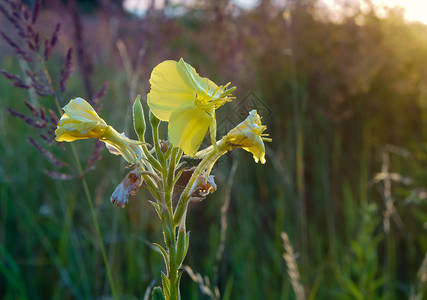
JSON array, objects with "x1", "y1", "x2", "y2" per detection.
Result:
[
  {"x1": 183, "y1": 265, "x2": 220, "y2": 300},
  {"x1": 281, "y1": 231, "x2": 306, "y2": 300}
]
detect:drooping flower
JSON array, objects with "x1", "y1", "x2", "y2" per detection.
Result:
[
  {"x1": 225, "y1": 110, "x2": 272, "y2": 164},
  {"x1": 189, "y1": 175, "x2": 217, "y2": 201},
  {"x1": 55, "y1": 97, "x2": 108, "y2": 142},
  {"x1": 147, "y1": 58, "x2": 235, "y2": 156},
  {"x1": 55, "y1": 98, "x2": 140, "y2": 164},
  {"x1": 110, "y1": 170, "x2": 142, "y2": 208}
]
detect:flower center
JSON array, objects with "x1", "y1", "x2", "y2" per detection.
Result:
[{"x1": 194, "y1": 83, "x2": 236, "y2": 115}]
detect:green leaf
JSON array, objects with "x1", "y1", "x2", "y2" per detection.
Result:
[
  {"x1": 184, "y1": 232, "x2": 190, "y2": 258},
  {"x1": 152, "y1": 286, "x2": 165, "y2": 300},
  {"x1": 176, "y1": 230, "x2": 190, "y2": 267},
  {"x1": 148, "y1": 200, "x2": 161, "y2": 218},
  {"x1": 152, "y1": 243, "x2": 169, "y2": 267},
  {"x1": 161, "y1": 272, "x2": 171, "y2": 300},
  {"x1": 161, "y1": 209, "x2": 175, "y2": 248},
  {"x1": 176, "y1": 270, "x2": 183, "y2": 300},
  {"x1": 222, "y1": 274, "x2": 234, "y2": 300},
  {"x1": 343, "y1": 277, "x2": 363, "y2": 300}
]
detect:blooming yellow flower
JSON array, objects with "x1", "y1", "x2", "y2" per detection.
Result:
[
  {"x1": 55, "y1": 98, "x2": 140, "y2": 164},
  {"x1": 226, "y1": 110, "x2": 271, "y2": 164},
  {"x1": 147, "y1": 58, "x2": 235, "y2": 156}
]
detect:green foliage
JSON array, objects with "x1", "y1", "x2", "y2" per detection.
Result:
[
  {"x1": 334, "y1": 203, "x2": 384, "y2": 299},
  {"x1": 152, "y1": 286, "x2": 165, "y2": 300}
]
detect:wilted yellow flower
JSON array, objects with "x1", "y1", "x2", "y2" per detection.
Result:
[
  {"x1": 147, "y1": 58, "x2": 235, "y2": 156},
  {"x1": 226, "y1": 110, "x2": 271, "y2": 164},
  {"x1": 55, "y1": 98, "x2": 139, "y2": 163}
]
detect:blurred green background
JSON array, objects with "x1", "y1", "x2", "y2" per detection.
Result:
[{"x1": 2, "y1": 0, "x2": 427, "y2": 299}]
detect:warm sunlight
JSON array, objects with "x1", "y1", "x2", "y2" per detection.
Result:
[
  {"x1": 126, "y1": 0, "x2": 427, "y2": 24},
  {"x1": 324, "y1": 0, "x2": 427, "y2": 24},
  {"x1": 373, "y1": 0, "x2": 427, "y2": 23}
]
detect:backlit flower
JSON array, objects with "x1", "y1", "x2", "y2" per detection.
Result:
[
  {"x1": 226, "y1": 110, "x2": 271, "y2": 164},
  {"x1": 147, "y1": 58, "x2": 235, "y2": 156},
  {"x1": 55, "y1": 97, "x2": 108, "y2": 142},
  {"x1": 55, "y1": 98, "x2": 139, "y2": 163}
]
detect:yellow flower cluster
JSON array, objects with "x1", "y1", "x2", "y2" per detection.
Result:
[{"x1": 55, "y1": 59, "x2": 271, "y2": 167}]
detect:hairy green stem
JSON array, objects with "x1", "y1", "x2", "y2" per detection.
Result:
[
  {"x1": 165, "y1": 147, "x2": 178, "y2": 212},
  {"x1": 168, "y1": 237, "x2": 178, "y2": 300},
  {"x1": 151, "y1": 117, "x2": 165, "y2": 168},
  {"x1": 141, "y1": 145, "x2": 162, "y2": 171}
]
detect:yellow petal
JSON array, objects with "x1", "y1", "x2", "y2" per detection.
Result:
[
  {"x1": 168, "y1": 103, "x2": 212, "y2": 156},
  {"x1": 242, "y1": 141, "x2": 266, "y2": 164},
  {"x1": 176, "y1": 58, "x2": 218, "y2": 97},
  {"x1": 225, "y1": 110, "x2": 269, "y2": 164},
  {"x1": 147, "y1": 60, "x2": 195, "y2": 121},
  {"x1": 63, "y1": 97, "x2": 106, "y2": 124},
  {"x1": 55, "y1": 117, "x2": 103, "y2": 142}
]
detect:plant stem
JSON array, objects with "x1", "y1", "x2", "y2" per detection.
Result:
[
  {"x1": 168, "y1": 233, "x2": 178, "y2": 300},
  {"x1": 166, "y1": 147, "x2": 178, "y2": 212}
]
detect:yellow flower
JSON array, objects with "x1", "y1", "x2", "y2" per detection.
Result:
[
  {"x1": 226, "y1": 110, "x2": 272, "y2": 164},
  {"x1": 55, "y1": 97, "x2": 108, "y2": 142},
  {"x1": 147, "y1": 58, "x2": 235, "y2": 156},
  {"x1": 55, "y1": 98, "x2": 139, "y2": 163}
]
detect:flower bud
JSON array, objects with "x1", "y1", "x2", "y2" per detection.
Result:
[{"x1": 133, "y1": 95, "x2": 146, "y2": 142}]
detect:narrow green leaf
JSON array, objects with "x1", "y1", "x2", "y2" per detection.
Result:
[
  {"x1": 184, "y1": 232, "x2": 190, "y2": 258},
  {"x1": 176, "y1": 230, "x2": 185, "y2": 267},
  {"x1": 176, "y1": 270, "x2": 183, "y2": 300},
  {"x1": 152, "y1": 286, "x2": 165, "y2": 300},
  {"x1": 152, "y1": 243, "x2": 169, "y2": 267},
  {"x1": 161, "y1": 209, "x2": 175, "y2": 248},
  {"x1": 161, "y1": 272, "x2": 171, "y2": 300},
  {"x1": 148, "y1": 200, "x2": 161, "y2": 218}
]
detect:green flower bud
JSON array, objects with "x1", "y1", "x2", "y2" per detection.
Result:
[{"x1": 133, "y1": 95, "x2": 146, "y2": 142}]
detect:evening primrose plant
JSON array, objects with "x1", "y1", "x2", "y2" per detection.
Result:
[{"x1": 55, "y1": 58, "x2": 271, "y2": 300}]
